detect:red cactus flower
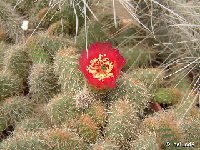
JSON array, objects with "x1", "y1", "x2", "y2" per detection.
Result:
[{"x1": 79, "y1": 42, "x2": 126, "y2": 89}]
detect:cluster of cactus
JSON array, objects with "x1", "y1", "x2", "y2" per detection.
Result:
[{"x1": 0, "y1": 0, "x2": 199, "y2": 149}]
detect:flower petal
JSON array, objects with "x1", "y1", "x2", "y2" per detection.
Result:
[{"x1": 79, "y1": 42, "x2": 126, "y2": 90}]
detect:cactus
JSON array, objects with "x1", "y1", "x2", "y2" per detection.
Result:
[
  {"x1": 0, "y1": 131, "x2": 49, "y2": 150},
  {"x1": 54, "y1": 48, "x2": 84, "y2": 95},
  {"x1": 0, "y1": 71, "x2": 24, "y2": 102},
  {"x1": 143, "y1": 111, "x2": 184, "y2": 149},
  {"x1": 174, "y1": 92, "x2": 197, "y2": 121},
  {"x1": 26, "y1": 33, "x2": 66, "y2": 64},
  {"x1": 27, "y1": 40, "x2": 51, "y2": 64},
  {"x1": 28, "y1": 63, "x2": 60, "y2": 103},
  {"x1": 3, "y1": 45, "x2": 32, "y2": 80},
  {"x1": 184, "y1": 105, "x2": 199, "y2": 122},
  {"x1": 183, "y1": 119, "x2": 200, "y2": 148},
  {"x1": 92, "y1": 139, "x2": 119, "y2": 150},
  {"x1": 101, "y1": 14, "x2": 120, "y2": 35},
  {"x1": 46, "y1": 93, "x2": 80, "y2": 125},
  {"x1": 105, "y1": 100, "x2": 140, "y2": 148},
  {"x1": 0, "y1": 96, "x2": 34, "y2": 127},
  {"x1": 75, "y1": 88, "x2": 98, "y2": 109},
  {"x1": 14, "y1": 103, "x2": 51, "y2": 134},
  {"x1": 153, "y1": 88, "x2": 182, "y2": 105},
  {"x1": 14, "y1": 0, "x2": 35, "y2": 15},
  {"x1": 44, "y1": 127, "x2": 88, "y2": 150},
  {"x1": 107, "y1": 75, "x2": 150, "y2": 110},
  {"x1": 14, "y1": 117, "x2": 48, "y2": 134},
  {"x1": 86, "y1": 101, "x2": 107, "y2": 127},
  {"x1": 130, "y1": 131, "x2": 159, "y2": 150},
  {"x1": 78, "y1": 114, "x2": 100, "y2": 143},
  {"x1": 130, "y1": 68, "x2": 164, "y2": 92},
  {"x1": 0, "y1": 0, "x2": 200, "y2": 149},
  {"x1": 37, "y1": 1, "x2": 85, "y2": 30},
  {"x1": 0, "y1": 116, "x2": 7, "y2": 132},
  {"x1": 58, "y1": 2, "x2": 85, "y2": 36}
]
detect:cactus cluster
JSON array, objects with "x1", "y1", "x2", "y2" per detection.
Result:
[{"x1": 0, "y1": 0, "x2": 199, "y2": 149}]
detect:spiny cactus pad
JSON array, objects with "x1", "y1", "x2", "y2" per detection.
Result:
[
  {"x1": 105, "y1": 100, "x2": 140, "y2": 148},
  {"x1": 0, "y1": 131, "x2": 49, "y2": 150},
  {"x1": 26, "y1": 34, "x2": 66, "y2": 64},
  {"x1": 43, "y1": 128, "x2": 88, "y2": 150},
  {"x1": 0, "y1": 96, "x2": 34, "y2": 126},
  {"x1": 46, "y1": 94, "x2": 80, "y2": 125},
  {"x1": 0, "y1": 116, "x2": 7, "y2": 132},
  {"x1": 4, "y1": 46, "x2": 32, "y2": 79},
  {"x1": 28, "y1": 63, "x2": 60, "y2": 103},
  {"x1": 130, "y1": 131, "x2": 159, "y2": 150},
  {"x1": 54, "y1": 48, "x2": 84, "y2": 94},
  {"x1": 0, "y1": 72, "x2": 24, "y2": 102},
  {"x1": 14, "y1": 117, "x2": 48, "y2": 133},
  {"x1": 143, "y1": 111, "x2": 184, "y2": 149},
  {"x1": 153, "y1": 88, "x2": 182, "y2": 105},
  {"x1": 107, "y1": 75, "x2": 150, "y2": 110},
  {"x1": 130, "y1": 68, "x2": 164, "y2": 91},
  {"x1": 0, "y1": 1, "x2": 23, "y2": 43},
  {"x1": 92, "y1": 139, "x2": 119, "y2": 150},
  {"x1": 86, "y1": 101, "x2": 107, "y2": 127},
  {"x1": 78, "y1": 114, "x2": 100, "y2": 143}
]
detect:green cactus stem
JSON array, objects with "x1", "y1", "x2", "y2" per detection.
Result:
[
  {"x1": 130, "y1": 68, "x2": 164, "y2": 92},
  {"x1": 28, "y1": 63, "x2": 60, "y2": 103},
  {"x1": 0, "y1": 131, "x2": 49, "y2": 150},
  {"x1": 92, "y1": 139, "x2": 119, "y2": 150},
  {"x1": 54, "y1": 48, "x2": 84, "y2": 95},
  {"x1": 46, "y1": 93, "x2": 80, "y2": 125},
  {"x1": 143, "y1": 111, "x2": 184, "y2": 149},
  {"x1": 107, "y1": 75, "x2": 150, "y2": 111},
  {"x1": 0, "y1": 116, "x2": 7, "y2": 132},
  {"x1": 153, "y1": 88, "x2": 182, "y2": 105},
  {"x1": 3, "y1": 46, "x2": 32, "y2": 80},
  {"x1": 43, "y1": 127, "x2": 88, "y2": 150},
  {"x1": 78, "y1": 114, "x2": 100, "y2": 143},
  {"x1": 14, "y1": 117, "x2": 48, "y2": 134},
  {"x1": 105, "y1": 100, "x2": 140, "y2": 148},
  {"x1": 130, "y1": 131, "x2": 159, "y2": 150},
  {"x1": 0, "y1": 71, "x2": 23, "y2": 102},
  {"x1": 26, "y1": 34, "x2": 66, "y2": 64},
  {"x1": 86, "y1": 101, "x2": 107, "y2": 127},
  {"x1": 0, "y1": 96, "x2": 34, "y2": 126}
]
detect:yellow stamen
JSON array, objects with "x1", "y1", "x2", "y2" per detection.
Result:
[{"x1": 86, "y1": 54, "x2": 114, "y2": 81}]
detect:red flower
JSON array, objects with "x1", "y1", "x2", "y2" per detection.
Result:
[{"x1": 79, "y1": 42, "x2": 126, "y2": 89}]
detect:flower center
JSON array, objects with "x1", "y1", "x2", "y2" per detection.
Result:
[
  {"x1": 101, "y1": 64, "x2": 107, "y2": 70},
  {"x1": 86, "y1": 54, "x2": 114, "y2": 81}
]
